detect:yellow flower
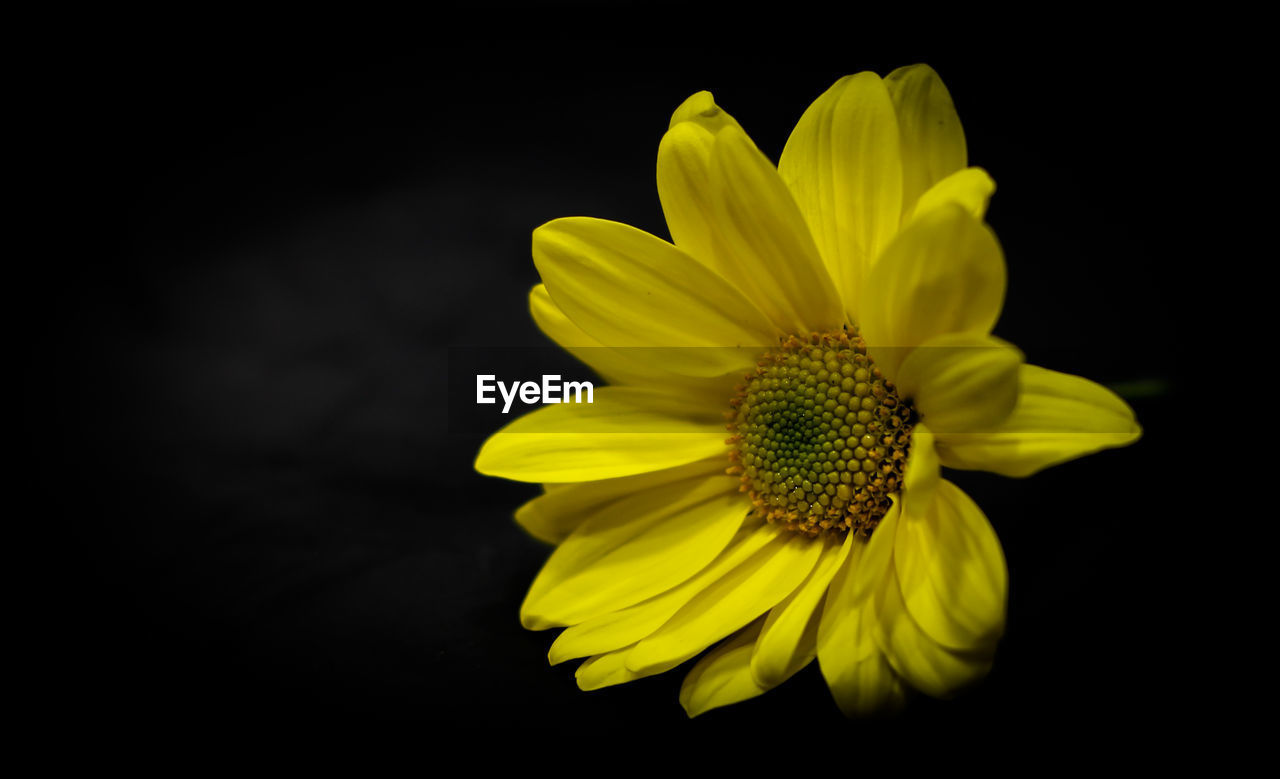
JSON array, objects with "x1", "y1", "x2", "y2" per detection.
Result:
[{"x1": 474, "y1": 65, "x2": 1141, "y2": 717}]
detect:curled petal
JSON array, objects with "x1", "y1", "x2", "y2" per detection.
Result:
[{"x1": 908, "y1": 167, "x2": 995, "y2": 225}]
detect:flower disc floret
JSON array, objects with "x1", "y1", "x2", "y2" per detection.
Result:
[{"x1": 728, "y1": 329, "x2": 913, "y2": 537}]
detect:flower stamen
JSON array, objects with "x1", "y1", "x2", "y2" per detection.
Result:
[{"x1": 727, "y1": 329, "x2": 913, "y2": 537}]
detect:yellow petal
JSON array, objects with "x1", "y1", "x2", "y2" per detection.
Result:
[
  {"x1": 894, "y1": 479, "x2": 1007, "y2": 651},
  {"x1": 529, "y1": 284, "x2": 727, "y2": 398},
  {"x1": 579, "y1": 618, "x2": 733, "y2": 692},
  {"x1": 859, "y1": 203, "x2": 1006, "y2": 379},
  {"x1": 679, "y1": 619, "x2": 768, "y2": 718},
  {"x1": 532, "y1": 217, "x2": 776, "y2": 377},
  {"x1": 548, "y1": 521, "x2": 779, "y2": 663},
  {"x1": 707, "y1": 125, "x2": 844, "y2": 333},
  {"x1": 575, "y1": 645, "x2": 643, "y2": 691},
  {"x1": 659, "y1": 94, "x2": 844, "y2": 335},
  {"x1": 474, "y1": 386, "x2": 727, "y2": 483},
  {"x1": 625, "y1": 530, "x2": 824, "y2": 674},
  {"x1": 822, "y1": 636, "x2": 907, "y2": 718},
  {"x1": 872, "y1": 562, "x2": 994, "y2": 699},
  {"x1": 520, "y1": 476, "x2": 745, "y2": 629},
  {"x1": 817, "y1": 534, "x2": 907, "y2": 717},
  {"x1": 656, "y1": 92, "x2": 742, "y2": 270},
  {"x1": 668, "y1": 90, "x2": 743, "y2": 132},
  {"x1": 903, "y1": 424, "x2": 940, "y2": 510},
  {"x1": 908, "y1": 167, "x2": 995, "y2": 224},
  {"x1": 529, "y1": 283, "x2": 633, "y2": 385},
  {"x1": 750, "y1": 532, "x2": 851, "y2": 688},
  {"x1": 819, "y1": 554, "x2": 869, "y2": 653},
  {"x1": 884, "y1": 63, "x2": 967, "y2": 216},
  {"x1": 514, "y1": 457, "x2": 726, "y2": 544},
  {"x1": 779, "y1": 72, "x2": 903, "y2": 322},
  {"x1": 818, "y1": 525, "x2": 881, "y2": 668},
  {"x1": 895, "y1": 333, "x2": 1022, "y2": 435},
  {"x1": 845, "y1": 497, "x2": 900, "y2": 607},
  {"x1": 825, "y1": 496, "x2": 992, "y2": 700},
  {"x1": 935, "y1": 364, "x2": 1142, "y2": 477}
]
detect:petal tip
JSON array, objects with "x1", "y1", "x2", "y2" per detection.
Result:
[
  {"x1": 547, "y1": 643, "x2": 571, "y2": 666},
  {"x1": 885, "y1": 62, "x2": 940, "y2": 83},
  {"x1": 670, "y1": 90, "x2": 739, "y2": 134},
  {"x1": 519, "y1": 603, "x2": 557, "y2": 631}
]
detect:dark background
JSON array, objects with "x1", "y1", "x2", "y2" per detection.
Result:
[{"x1": 29, "y1": 15, "x2": 1193, "y2": 753}]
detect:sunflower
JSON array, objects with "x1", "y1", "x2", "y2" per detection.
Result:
[{"x1": 474, "y1": 65, "x2": 1141, "y2": 717}]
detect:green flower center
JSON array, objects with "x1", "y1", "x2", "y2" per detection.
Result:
[{"x1": 727, "y1": 329, "x2": 914, "y2": 537}]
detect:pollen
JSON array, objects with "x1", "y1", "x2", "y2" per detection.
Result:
[{"x1": 726, "y1": 329, "x2": 914, "y2": 537}]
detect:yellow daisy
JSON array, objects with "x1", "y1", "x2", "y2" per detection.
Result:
[{"x1": 474, "y1": 64, "x2": 1141, "y2": 717}]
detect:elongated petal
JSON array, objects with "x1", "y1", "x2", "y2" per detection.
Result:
[
  {"x1": 819, "y1": 519, "x2": 883, "y2": 666},
  {"x1": 708, "y1": 125, "x2": 844, "y2": 334},
  {"x1": 533, "y1": 217, "x2": 776, "y2": 377},
  {"x1": 656, "y1": 91, "x2": 743, "y2": 270},
  {"x1": 895, "y1": 333, "x2": 1022, "y2": 435},
  {"x1": 872, "y1": 562, "x2": 993, "y2": 699},
  {"x1": 524, "y1": 475, "x2": 731, "y2": 624},
  {"x1": 818, "y1": 536, "x2": 871, "y2": 654},
  {"x1": 859, "y1": 203, "x2": 1006, "y2": 379},
  {"x1": 825, "y1": 647, "x2": 907, "y2": 718},
  {"x1": 936, "y1": 364, "x2": 1142, "y2": 477},
  {"x1": 750, "y1": 532, "x2": 851, "y2": 688},
  {"x1": 894, "y1": 479, "x2": 1006, "y2": 651},
  {"x1": 474, "y1": 387, "x2": 727, "y2": 483},
  {"x1": 779, "y1": 72, "x2": 903, "y2": 321},
  {"x1": 529, "y1": 284, "x2": 726, "y2": 398},
  {"x1": 625, "y1": 530, "x2": 823, "y2": 674},
  {"x1": 845, "y1": 497, "x2": 900, "y2": 607},
  {"x1": 909, "y1": 167, "x2": 995, "y2": 224},
  {"x1": 659, "y1": 92, "x2": 841, "y2": 334},
  {"x1": 679, "y1": 619, "x2": 768, "y2": 717},
  {"x1": 514, "y1": 457, "x2": 726, "y2": 544},
  {"x1": 548, "y1": 521, "x2": 779, "y2": 663},
  {"x1": 576, "y1": 646, "x2": 643, "y2": 691},
  {"x1": 903, "y1": 424, "x2": 940, "y2": 510},
  {"x1": 529, "y1": 283, "x2": 637, "y2": 386},
  {"x1": 521, "y1": 476, "x2": 745, "y2": 629},
  {"x1": 579, "y1": 628, "x2": 709, "y2": 691},
  {"x1": 884, "y1": 64, "x2": 967, "y2": 216},
  {"x1": 818, "y1": 532, "x2": 907, "y2": 717}
]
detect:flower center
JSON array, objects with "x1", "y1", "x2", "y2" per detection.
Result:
[{"x1": 727, "y1": 329, "x2": 913, "y2": 537}]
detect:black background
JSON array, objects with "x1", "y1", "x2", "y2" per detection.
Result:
[{"x1": 30, "y1": 12, "x2": 1194, "y2": 755}]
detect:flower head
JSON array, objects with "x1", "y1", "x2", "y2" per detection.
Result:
[{"x1": 475, "y1": 65, "x2": 1140, "y2": 717}]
